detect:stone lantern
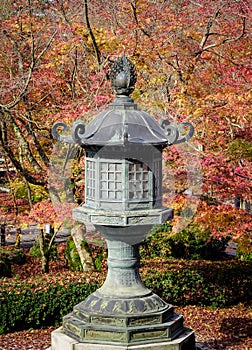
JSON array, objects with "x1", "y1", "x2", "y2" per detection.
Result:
[{"x1": 51, "y1": 55, "x2": 195, "y2": 350}]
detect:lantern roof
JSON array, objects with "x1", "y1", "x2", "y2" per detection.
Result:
[
  {"x1": 52, "y1": 55, "x2": 194, "y2": 147},
  {"x1": 78, "y1": 96, "x2": 168, "y2": 147}
]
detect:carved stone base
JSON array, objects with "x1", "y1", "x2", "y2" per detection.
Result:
[
  {"x1": 62, "y1": 290, "x2": 190, "y2": 346},
  {"x1": 53, "y1": 239, "x2": 196, "y2": 349},
  {"x1": 51, "y1": 326, "x2": 196, "y2": 350}
]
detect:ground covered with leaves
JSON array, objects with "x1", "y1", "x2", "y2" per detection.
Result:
[
  {"x1": 0, "y1": 305, "x2": 251, "y2": 350},
  {"x1": 0, "y1": 246, "x2": 251, "y2": 350}
]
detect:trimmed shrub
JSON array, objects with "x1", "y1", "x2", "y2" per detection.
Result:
[
  {"x1": 0, "y1": 280, "x2": 99, "y2": 334},
  {"x1": 143, "y1": 259, "x2": 252, "y2": 307},
  {"x1": 142, "y1": 223, "x2": 230, "y2": 260},
  {"x1": 0, "y1": 259, "x2": 251, "y2": 334}
]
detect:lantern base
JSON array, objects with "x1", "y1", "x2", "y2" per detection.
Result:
[
  {"x1": 58, "y1": 238, "x2": 195, "y2": 349},
  {"x1": 60, "y1": 288, "x2": 195, "y2": 348},
  {"x1": 51, "y1": 326, "x2": 195, "y2": 349},
  {"x1": 62, "y1": 291, "x2": 184, "y2": 345}
]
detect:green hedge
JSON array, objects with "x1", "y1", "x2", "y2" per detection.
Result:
[
  {"x1": 0, "y1": 281, "x2": 99, "y2": 334},
  {"x1": 143, "y1": 260, "x2": 252, "y2": 307},
  {"x1": 0, "y1": 260, "x2": 251, "y2": 334}
]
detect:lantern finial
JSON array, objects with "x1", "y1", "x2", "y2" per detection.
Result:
[{"x1": 109, "y1": 55, "x2": 137, "y2": 96}]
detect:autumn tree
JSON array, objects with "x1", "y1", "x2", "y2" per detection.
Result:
[
  {"x1": 25, "y1": 200, "x2": 61, "y2": 273},
  {"x1": 1, "y1": 0, "x2": 251, "y2": 256}
]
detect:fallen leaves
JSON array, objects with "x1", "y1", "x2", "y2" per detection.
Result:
[
  {"x1": 0, "y1": 306, "x2": 251, "y2": 349},
  {"x1": 177, "y1": 304, "x2": 252, "y2": 349},
  {"x1": 0, "y1": 327, "x2": 54, "y2": 350}
]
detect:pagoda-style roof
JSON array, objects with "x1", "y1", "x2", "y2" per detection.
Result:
[{"x1": 74, "y1": 97, "x2": 168, "y2": 147}]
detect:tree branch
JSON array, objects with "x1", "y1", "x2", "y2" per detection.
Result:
[
  {"x1": 196, "y1": 4, "x2": 246, "y2": 58},
  {"x1": 0, "y1": 117, "x2": 46, "y2": 186},
  {"x1": 83, "y1": 0, "x2": 101, "y2": 67},
  {"x1": 0, "y1": 29, "x2": 57, "y2": 111},
  {"x1": 48, "y1": 224, "x2": 62, "y2": 252},
  {"x1": 130, "y1": 0, "x2": 151, "y2": 38}
]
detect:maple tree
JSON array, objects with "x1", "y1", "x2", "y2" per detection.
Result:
[
  {"x1": 0, "y1": 0, "x2": 251, "y2": 254},
  {"x1": 21, "y1": 200, "x2": 61, "y2": 273}
]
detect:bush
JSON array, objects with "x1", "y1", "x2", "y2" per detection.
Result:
[
  {"x1": 0, "y1": 258, "x2": 11, "y2": 278},
  {"x1": 0, "y1": 280, "x2": 99, "y2": 334},
  {"x1": 0, "y1": 259, "x2": 251, "y2": 334},
  {"x1": 0, "y1": 248, "x2": 26, "y2": 265},
  {"x1": 236, "y1": 233, "x2": 252, "y2": 262},
  {"x1": 141, "y1": 223, "x2": 230, "y2": 260},
  {"x1": 0, "y1": 248, "x2": 26, "y2": 277},
  {"x1": 143, "y1": 259, "x2": 252, "y2": 307}
]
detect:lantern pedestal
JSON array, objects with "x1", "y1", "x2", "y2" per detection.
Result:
[{"x1": 51, "y1": 237, "x2": 195, "y2": 349}]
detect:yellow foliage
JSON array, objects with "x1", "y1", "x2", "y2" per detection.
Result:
[
  {"x1": 9, "y1": 178, "x2": 48, "y2": 202},
  {"x1": 193, "y1": 108, "x2": 203, "y2": 118},
  {"x1": 75, "y1": 25, "x2": 88, "y2": 37},
  {"x1": 148, "y1": 75, "x2": 166, "y2": 86}
]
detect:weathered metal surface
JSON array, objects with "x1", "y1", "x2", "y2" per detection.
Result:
[
  {"x1": 51, "y1": 326, "x2": 196, "y2": 349},
  {"x1": 73, "y1": 206, "x2": 173, "y2": 226},
  {"x1": 51, "y1": 55, "x2": 196, "y2": 349},
  {"x1": 63, "y1": 312, "x2": 185, "y2": 345}
]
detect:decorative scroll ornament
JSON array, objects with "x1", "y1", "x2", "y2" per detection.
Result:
[
  {"x1": 109, "y1": 55, "x2": 137, "y2": 96},
  {"x1": 160, "y1": 119, "x2": 194, "y2": 145},
  {"x1": 51, "y1": 122, "x2": 68, "y2": 141},
  {"x1": 52, "y1": 120, "x2": 86, "y2": 144},
  {"x1": 71, "y1": 120, "x2": 86, "y2": 144}
]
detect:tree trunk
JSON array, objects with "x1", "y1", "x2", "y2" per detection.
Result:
[
  {"x1": 41, "y1": 253, "x2": 49, "y2": 274},
  {"x1": 37, "y1": 228, "x2": 49, "y2": 273},
  {"x1": 0, "y1": 119, "x2": 46, "y2": 186},
  {"x1": 4, "y1": 156, "x2": 18, "y2": 217},
  {"x1": 24, "y1": 178, "x2": 33, "y2": 210},
  {"x1": 71, "y1": 224, "x2": 94, "y2": 272},
  {"x1": 84, "y1": 0, "x2": 101, "y2": 68},
  {"x1": 15, "y1": 227, "x2": 21, "y2": 248},
  {"x1": 0, "y1": 224, "x2": 6, "y2": 246},
  {"x1": 19, "y1": 147, "x2": 33, "y2": 209}
]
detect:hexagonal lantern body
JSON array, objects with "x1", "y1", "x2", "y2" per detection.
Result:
[
  {"x1": 51, "y1": 56, "x2": 196, "y2": 350},
  {"x1": 85, "y1": 145, "x2": 161, "y2": 212}
]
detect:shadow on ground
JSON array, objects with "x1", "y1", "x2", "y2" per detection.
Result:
[
  {"x1": 219, "y1": 316, "x2": 252, "y2": 346},
  {"x1": 199, "y1": 316, "x2": 252, "y2": 349}
]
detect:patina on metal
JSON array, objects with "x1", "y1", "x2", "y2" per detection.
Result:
[{"x1": 52, "y1": 55, "x2": 196, "y2": 349}]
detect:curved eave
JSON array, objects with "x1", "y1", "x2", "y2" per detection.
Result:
[
  {"x1": 58, "y1": 135, "x2": 76, "y2": 144},
  {"x1": 52, "y1": 99, "x2": 194, "y2": 148},
  {"x1": 80, "y1": 139, "x2": 168, "y2": 148}
]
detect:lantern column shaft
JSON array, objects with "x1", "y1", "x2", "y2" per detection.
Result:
[{"x1": 100, "y1": 239, "x2": 149, "y2": 298}]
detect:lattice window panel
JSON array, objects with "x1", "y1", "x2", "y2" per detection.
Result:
[
  {"x1": 86, "y1": 159, "x2": 96, "y2": 199},
  {"x1": 128, "y1": 161, "x2": 150, "y2": 200},
  {"x1": 100, "y1": 162, "x2": 122, "y2": 200}
]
